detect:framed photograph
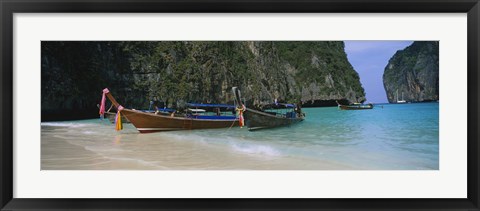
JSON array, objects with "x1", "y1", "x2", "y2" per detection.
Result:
[{"x1": 1, "y1": 0, "x2": 479, "y2": 210}]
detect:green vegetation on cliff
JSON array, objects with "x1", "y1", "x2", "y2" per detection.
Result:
[
  {"x1": 383, "y1": 41, "x2": 439, "y2": 103},
  {"x1": 41, "y1": 41, "x2": 365, "y2": 120}
]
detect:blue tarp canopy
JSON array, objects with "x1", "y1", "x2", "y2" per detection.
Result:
[
  {"x1": 186, "y1": 103, "x2": 236, "y2": 109},
  {"x1": 158, "y1": 108, "x2": 176, "y2": 112},
  {"x1": 282, "y1": 104, "x2": 295, "y2": 108}
]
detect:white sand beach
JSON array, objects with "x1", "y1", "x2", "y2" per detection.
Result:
[{"x1": 41, "y1": 121, "x2": 354, "y2": 170}]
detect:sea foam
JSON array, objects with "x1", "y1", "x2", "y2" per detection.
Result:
[
  {"x1": 231, "y1": 144, "x2": 281, "y2": 157},
  {"x1": 41, "y1": 122, "x2": 88, "y2": 128}
]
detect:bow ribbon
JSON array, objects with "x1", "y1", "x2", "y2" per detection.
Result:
[
  {"x1": 115, "y1": 105, "x2": 124, "y2": 131},
  {"x1": 99, "y1": 88, "x2": 110, "y2": 118}
]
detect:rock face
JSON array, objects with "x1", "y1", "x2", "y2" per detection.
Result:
[
  {"x1": 383, "y1": 41, "x2": 439, "y2": 103},
  {"x1": 41, "y1": 41, "x2": 365, "y2": 120}
]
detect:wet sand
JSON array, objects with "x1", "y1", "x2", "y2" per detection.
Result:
[{"x1": 41, "y1": 122, "x2": 354, "y2": 170}]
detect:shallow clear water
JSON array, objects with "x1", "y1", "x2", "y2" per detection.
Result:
[{"x1": 41, "y1": 103, "x2": 439, "y2": 170}]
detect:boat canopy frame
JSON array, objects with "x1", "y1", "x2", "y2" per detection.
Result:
[{"x1": 186, "y1": 103, "x2": 236, "y2": 109}]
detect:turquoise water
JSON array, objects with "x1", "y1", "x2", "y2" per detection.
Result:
[
  {"x1": 166, "y1": 103, "x2": 439, "y2": 169},
  {"x1": 41, "y1": 103, "x2": 438, "y2": 170}
]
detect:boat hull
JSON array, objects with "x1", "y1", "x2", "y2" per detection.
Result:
[
  {"x1": 338, "y1": 104, "x2": 374, "y2": 110},
  {"x1": 243, "y1": 108, "x2": 304, "y2": 131},
  {"x1": 120, "y1": 109, "x2": 239, "y2": 133}
]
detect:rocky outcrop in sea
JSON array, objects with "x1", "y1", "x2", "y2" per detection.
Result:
[{"x1": 383, "y1": 41, "x2": 439, "y2": 103}]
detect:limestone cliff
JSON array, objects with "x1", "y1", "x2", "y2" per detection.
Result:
[
  {"x1": 41, "y1": 41, "x2": 365, "y2": 120},
  {"x1": 383, "y1": 41, "x2": 439, "y2": 103}
]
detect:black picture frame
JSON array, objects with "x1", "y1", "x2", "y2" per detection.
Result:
[{"x1": 1, "y1": 0, "x2": 479, "y2": 210}]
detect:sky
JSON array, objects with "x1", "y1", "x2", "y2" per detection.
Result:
[{"x1": 344, "y1": 41, "x2": 414, "y2": 103}]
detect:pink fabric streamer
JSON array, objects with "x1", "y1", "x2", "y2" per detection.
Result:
[{"x1": 99, "y1": 88, "x2": 110, "y2": 118}]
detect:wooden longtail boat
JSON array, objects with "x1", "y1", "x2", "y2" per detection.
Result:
[
  {"x1": 105, "y1": 111, "x2": 130, "y2": 124},
  {"x1": 103, "y1": 89, "x2": 239, "y2": 133},
  {"x1": 104, "y1": 108, "x2": 174, "y2": 124},
  {"x1": 336, "y1": 101, "x2": 374, "y2": 110},
  {"x1": 232, "y1": 87, "x2": 305, "y2": 131},
  {"x1": 98, "y1": 104, "x2": 131, "y2": 124}
]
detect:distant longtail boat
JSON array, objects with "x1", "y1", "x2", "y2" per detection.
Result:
[
  {"x1": 232, "y1": 87, "x2": 305, "y2": 131},
  {"x1": 336, "y1": 101, "x2": 374, "y2": 110},
  {"x1": 101, "y1": 88, "x2": 239, "y2": 133}
]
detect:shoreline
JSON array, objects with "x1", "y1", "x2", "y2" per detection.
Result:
[
  {"x1": 41, "y1": 124, "x2": 356, "y2": 170},
  {"x1": 41, "y1": 102, "x2": 439, "y2": 122}
]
